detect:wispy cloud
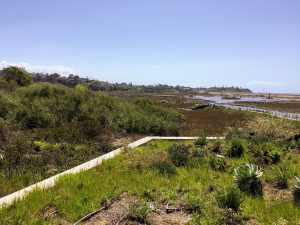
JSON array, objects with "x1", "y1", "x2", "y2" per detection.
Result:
[
  {"x1": 246, "y1": 80, "x2": 281, "y2": 86},
  {"x1": 0, "y1": 60, "x2": 75, "y2": 76}
]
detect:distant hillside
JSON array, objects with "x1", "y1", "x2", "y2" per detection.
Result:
[{"x1": 0, "y1": 70, "x2": 252, "y2": 94}]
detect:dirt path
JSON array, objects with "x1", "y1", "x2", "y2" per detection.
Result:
[{"x1": 85, "y1": 193, "x2": 191, "y2": 225}]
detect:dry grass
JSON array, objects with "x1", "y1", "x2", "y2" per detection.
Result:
[{"x1": 246, "y1": 116, "x2": 300, "y2": 139}]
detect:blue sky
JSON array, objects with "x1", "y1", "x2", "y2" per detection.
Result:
[{"x1": 1, "y1": 0, "x2": 300, "y2": 93}]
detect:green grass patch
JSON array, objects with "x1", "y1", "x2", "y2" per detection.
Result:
[{"x1": 1, "y1": 139, "x2": 300, "y2": 224}]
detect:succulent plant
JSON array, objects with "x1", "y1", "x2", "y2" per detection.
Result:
[{"x1": 234, "y1": 163, "x2": 263, "y2": 196}]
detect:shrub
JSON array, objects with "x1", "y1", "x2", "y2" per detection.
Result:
[
  {"x1": 208, "y1": 155, "x2": 227, "y2": 172},
  {"x1": 247, "y1": 116, "x2": 298, "y2": 140},
  {"x1": 194, "y1": 134, "x2": 207, "y2": 147},
  {"x1": 168, "y1": 143, "x2": 189, "y2": 167},
  {"x1": 211, "y1": 140, "x2": 222, "y2": 153},
  {"x1": 293, "y1": 176, "x2": 300, "y2": 205},
  {"x1": 0, "y1": 130, "x2": 32, "y2": 179},
  {"x1": 215, "y1": 186, "x2": 244, "y2": 212},
  {"x1": 226, "y1": 137, "x2": 245, "y2": 158},
  {"x1": 274, "y1": 165, "x2": 290, "y2": 189},
  {"x1": 253, "y1": 142, "x2": 284, "y2": 164},
  {"x1": 190, "y1": 147, "x2": 207, "y2": 158},
  {"x1": 152, "y1": 161, "x2": 176, "y2": 177},
  {"x1": 234, "y1": 163, "x2": 263, "y2": 196},
  {"x1": 127, "y1": 203, "x2": 151, "y2": 224}
]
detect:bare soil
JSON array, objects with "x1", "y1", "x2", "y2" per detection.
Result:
[
  {"x1": 86, "y1": 194, "x2": 138, "y2": 225},
  {"x1": 85, "y1": 193, "x2": 191, "y2": 225},
  {"x1": 263, "y1": 183, "x2": 292, "y2": 203}
]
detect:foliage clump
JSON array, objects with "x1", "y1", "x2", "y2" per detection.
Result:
[
  {"x1": 293, "y1": 176, "x2": 300, "y2": 205},
  {"x1": 190, "y1": 146, "x2": 207, "y2": 158},
  {"x1": 234, "y1": 163, "x2": 263, "y2": 196},
  {"x1": 211, "y1": 139, "x2": 222, "y2": 153},
  {"x1": 247, "y1": 116, "x2": 298, "y2": 140},
  {"x1": 215, "y1": 186, "x2": 244, "y2": 212},
  {"x1": 2, "y1": 66, "x2": 33, "y2": 87},
  {"x1": 208, "y1": 155, "x2": 227, "y2": 171},
  {"x1": 274, "y1": 165, "x2": 290, "y2": 189},
  {"x1": 194, "y1": 134, "x2": 207, "y2": 147},
  {"x1": 252, "y1": 142, "x2": 285, "y2": 164},
  {"x1": 226, "y1": 137, "x2": 246, "y2": 158},
  {"x1": 184, "y1": 192, "x2": 203, "y2": 213},
  {"x1": 127, "y1": 203, "x2": 151, "y2": 224},
  {"x1": 151, "y1": 160, "x2": 176, "y2": 177},
  {"x1": 167, "y1": 143, "x2": 189, "y2": 167}
]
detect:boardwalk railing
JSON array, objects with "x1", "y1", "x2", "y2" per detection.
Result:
[
  {"x1": 0, "y1": 136, "x2": 220, "y2": 208},
  {"x1": 209, "y1": 103, "x2": 300, "y2": 120}
]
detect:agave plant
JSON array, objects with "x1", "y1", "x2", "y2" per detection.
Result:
[
  {"x1": 234, "y1": 163, "x2": 263, "y2": 196},
  {"x1": 294, "y1": 176, "x2": 300, "y2": 205}
]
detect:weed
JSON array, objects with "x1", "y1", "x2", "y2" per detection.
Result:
[
  {"x1": 168, "y1": 143, "x2": 189, "y2": 167},
  {"x1": 127, "y1": 202, "x2": 151, "y2": 224},
  {"x1": 275, "y1": 165, "x2": 290, "y2": 189},
  {"x1": 151, "y1": 160, "x2": 176, "y2": 177},
  {"x1": 194, "y1": 134, "x2": 207, "y2": 147},
  {"x1": 190, "y1": 147, "x2": 207, "y2": 158},
  {"x1": 211, "y1": 140, "x2": 222, "y2": 153},
  {"x1": 226, "y1": 137, "x2": 246, "y2": 158},
  {"x1": 184, "y1": 192, "x2": 203, "y2": 213},
  {"x1": 252, "y1": 142, "x2": 285, "y2": 164},
  {"x1": 215, "y1": 186, "x2": 244, "y2": 212},
  {"x1": 208, "y1": 155, "x2": 227, "y2": 171}
]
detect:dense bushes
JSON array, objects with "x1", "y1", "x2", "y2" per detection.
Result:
[
  {"x1": 0, "y1": 83, "x2": 182, "y2": 135},
  {"x1": 0, "y1": 130, "x2": 32, "y2": 179},
  {"x1": 2, "y1": 66, "x2": 32, "y2": 87}
]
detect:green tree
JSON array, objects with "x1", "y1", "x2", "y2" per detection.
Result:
[{"x1": 2, "y1": 66, "x2": 32, "y2": 87}]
